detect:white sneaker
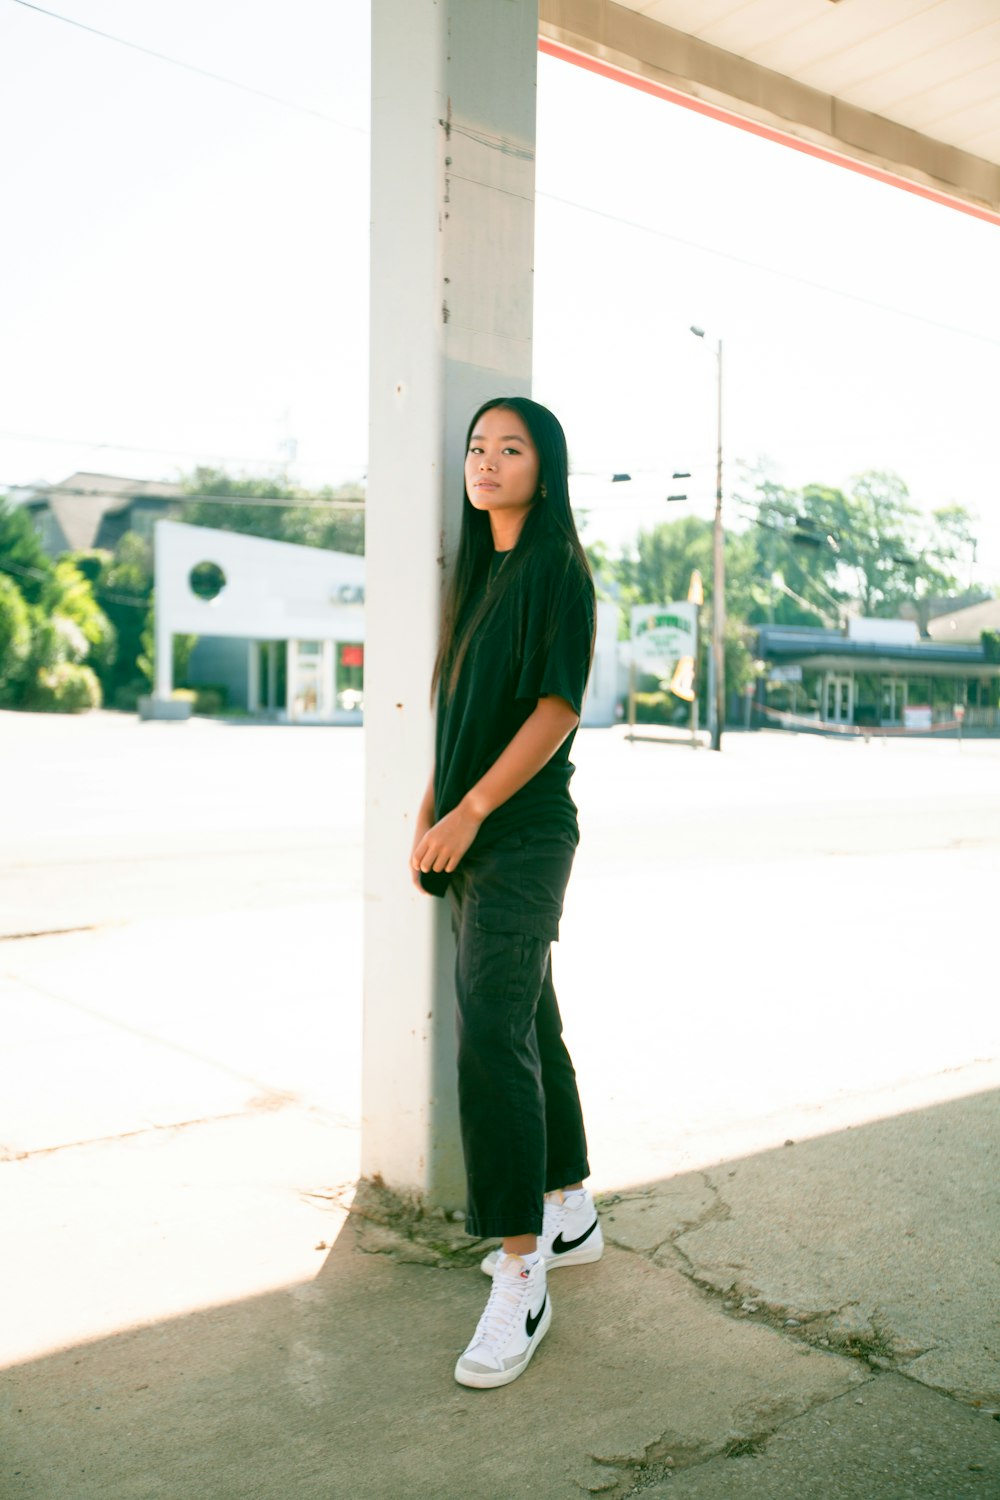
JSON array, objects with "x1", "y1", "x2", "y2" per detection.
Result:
[
  {"x1": 454, "y1": 1254, "x2": 551, "y2": 1389},
  {"x1": 480, "y1": 1189, "x2": 604, "y2": 1277}
]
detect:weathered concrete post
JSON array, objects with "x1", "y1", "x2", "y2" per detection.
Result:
[{"x1": 362, "y1": 0, "x2": 538, "y2": 1207}]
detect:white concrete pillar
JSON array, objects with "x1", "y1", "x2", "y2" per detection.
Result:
[
  {"x1": 247, "y1": 641, "x2": 259, "y2": 713},
  {"x1": 363, "y1": 0, "x2": 538, "y2": 1206}
]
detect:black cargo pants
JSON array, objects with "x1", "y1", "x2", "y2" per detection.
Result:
[{"x1": 448, "y1": 825, "x2": 591, "y2": 1238}]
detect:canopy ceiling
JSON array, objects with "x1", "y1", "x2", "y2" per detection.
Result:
[{"x1": 540, "y1": 0, "x2": 1000, "y2": 219}]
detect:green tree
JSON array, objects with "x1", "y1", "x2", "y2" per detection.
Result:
[
  {"x1": 613, "y1": 514, "x2": 758, "y2": 718},
  {"x1": 41, "y1": 558, "x2": 116, "y2": 677},
  {"x1": 280, "y1": 481, "x2": 365, "y2": 555},
  {"x1": 931, "y1": 503, "x2": 977, "y2": 567},
  {"x1": 736, "y1": 468, "x2": 972, "y2": 623},
  {"x1": 13, "y1": 599, "x2": 94, "y2": 709},
  {"x1": 617, "y1": 514, "x2": 757, "y2": 619},
  {"x1": 0, "y1": 495, "x2": 53, "y2": 606},
  {"x1": 178, "y1": 468, "x2": 365, "y2": 555},
  {"x1": 733, "y1": 467, "x2": 843, "y2": 628},
  {"x1": 584, "y1": 540, "x2": 629, "y2": 638},
  {"x1": 617, "y1": 515, "x2": 711, "y2": 610},
  {"x1": 825, "y1": 471, "x2": 922, "y2": 615},
  {"x1": 0, "y1": 572, "x2": 32, "y2": 702},
  {"x1": 88, "y1": 533, "x2": 154, "y2": 703},
  {"x1": 135, "y1": 596, "x2": 197, "y2": 695},
  {"x1": 1, "y1": 496, "x2": 116, "y2": 708}
]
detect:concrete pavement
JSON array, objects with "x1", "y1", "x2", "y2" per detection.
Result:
[{"x1": 1, "y1": 708, "x2": 999, "y2": 1497}]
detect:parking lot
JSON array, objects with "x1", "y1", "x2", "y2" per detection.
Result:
[{"x1": 3, "y1": 708, "x2": 999, "y2": 1496}]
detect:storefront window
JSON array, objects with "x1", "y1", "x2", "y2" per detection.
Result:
[
  {"x1": 881, "y1": 678, "x2": 903, "y2": 724},
  {"x1": 903, "y1": 677, "x2": 932, "y2": 730},
  {"x1": 337, "y1": 643, "x2": 364, "y2": 712},
  {"x1": 764, "y1": 674, "x2": 796, "y2": 715},
  {"x1": 854, "y1": 673, "x2": 878, "y2": 728},
  {"x1": 931, "y1": 678, "x2": 956, "y2": 721},
  {"x1": 800, "y1": 670, "x2": 821, "y2": 717},
  {"x1": 256, "y1": 640, "x2": 287, "y2": 710}
]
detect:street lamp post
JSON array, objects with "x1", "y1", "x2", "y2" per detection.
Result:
[{"x1": 691, "y1": 326, "x2": 725, "y2": 751}]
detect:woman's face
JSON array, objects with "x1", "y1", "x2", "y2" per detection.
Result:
[{"x1": 465, "y1": 407, "x2": 540, "y2": 529}]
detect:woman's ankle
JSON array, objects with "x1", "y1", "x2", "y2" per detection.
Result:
[{"x1": 502, "y1": 1234, "x2": 537, "y2": 1257}]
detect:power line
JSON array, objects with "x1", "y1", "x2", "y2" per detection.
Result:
[
  {"x1": 0, "y1": 425, "x2": 367, "y2": 471},
  {"x1": 0, "y1": 416, "x2": 974, "y2": 493},
  {"x1": 0, "y1": 557, "x2": 48, "y2": 584},
  {"x1": 537, "y1": 189, "x2": 1000, "y2": 349},
  {"x1": 5, "y1": 483, "x2": 365, "y2": 510},
  {"x1": 8, "y1": 2, "x2": 996, "y2": 352},
  {"x1": 167, "y1": 489, "x2": 365, "y2": 511},
  {"x1": 8, "y1": 0, "x2": 367, "y2": 134}
]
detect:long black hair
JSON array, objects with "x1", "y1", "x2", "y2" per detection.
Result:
[{"x1": 432, "y1": 396, "x2": 595, "y2": 702}]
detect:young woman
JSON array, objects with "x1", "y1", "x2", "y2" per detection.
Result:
[{"x1": 410, "y1": 396, "x2": 604, "y2": 1390}]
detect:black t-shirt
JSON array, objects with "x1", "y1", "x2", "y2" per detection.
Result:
[{"x1": 433, "y1": 540, "x2": 596, "y2": 851}]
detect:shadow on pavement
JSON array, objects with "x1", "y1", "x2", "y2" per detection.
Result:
[{"x1": 3, "y1": 1092, "x2": 999, "y2": 1500}]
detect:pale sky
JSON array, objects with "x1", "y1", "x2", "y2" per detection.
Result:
[{"x1": 1, "y1": 1, "x2": 998, "y2": 582}]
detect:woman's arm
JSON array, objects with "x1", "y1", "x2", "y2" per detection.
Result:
[{"x1": 410, "y1": 694, "x2": 579, "y2": 876}]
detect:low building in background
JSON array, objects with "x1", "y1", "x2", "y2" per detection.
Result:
[
  {"x1": 12, "y1": 472, "x2": 186, "y2": 555},
  {"x1": 926, "y1": 596, "x2": 1000, "y2": 644},
  {"x1": 755, "y1": 616, "x2": 1000, "y2": 732}
]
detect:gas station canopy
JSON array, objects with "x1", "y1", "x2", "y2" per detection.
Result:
[{"x1": 540, "y1": 0, "x2": 1000, "y2": 220}]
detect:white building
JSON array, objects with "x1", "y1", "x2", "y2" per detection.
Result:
[{"x1": 149, "y1": 519, "x2": 366, "y2": 724}]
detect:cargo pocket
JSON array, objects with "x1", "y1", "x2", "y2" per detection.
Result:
[{"x1": 469, "y1": 904, "x2": 556, "y2": 1004}]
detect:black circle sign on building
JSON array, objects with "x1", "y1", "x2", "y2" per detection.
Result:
[{"x1": 188, "y1": 561, "x2": 227, "y2": 602}]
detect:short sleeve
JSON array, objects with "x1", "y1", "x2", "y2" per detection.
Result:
[{"x1": 514, "y1": 555, "x2": 595, "y2": 717}]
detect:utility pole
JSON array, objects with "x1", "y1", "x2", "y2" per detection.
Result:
[
  {"x1": 691, "y1": 326, "x2": 725, "y2": 751},
  {"x1": 712, "y1": 337, "x2": 724, "y2": 752}
]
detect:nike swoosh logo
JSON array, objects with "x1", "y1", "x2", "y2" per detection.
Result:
[
  {"x1": 526, "y1": 1293, "x2": 547, "y2": 1338},
  {"x1": 551, "y1": 1219, "x2": 599, "y2": 1255}
]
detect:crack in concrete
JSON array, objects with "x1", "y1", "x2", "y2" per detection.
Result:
[
  {"x1": 594, "y1": 1186, "x2": 995, "y2": 1433},
  {"x1": 593, "y1": 1188, "x2": 923, "y2": 1374},
  {"x1": 582, "y1": 1385, "x2": 875, "y2": 1497},
  {"x1": 572, "y1": 1191, "x2": 885, "y2": 1495},
  {"x1": 663, "y1": 1241, "x2": 920, "y2": 1368},
  {"x1": 0, "y1": 923, "x2": 109, "y2": 942},
  {"x1": 598, "y1": 1174, "x2": 731, "y2": 1262},
  {"x1": 599, "y1": 1175, "x2": 940, "y2": 1377}
]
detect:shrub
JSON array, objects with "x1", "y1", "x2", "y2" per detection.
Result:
[
  {"x1": 192, "y1": 687, "x2": 227, "y2": 715},
  {"x1": 633, "y1": 691, "x2": 687, "y2": 725},
  {"x1": 0, "y1": 574, "x2": 32, "y2": 702},
  {"x1": 1, "y1": 605, "x2": 67, "y2": 706},
  {"x1": 112, "y1": 677, "x2": 149, "y2": 711},
  {"x1": 25, "y1": 662, "x2": 102, "y2": 712}
]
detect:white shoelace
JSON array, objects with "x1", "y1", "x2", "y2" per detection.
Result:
[
  {"x1": 470, "y1": 1262, "x2": 533, "y2": 1354},
  {"x1": 542, "y1": 1189, "x2": 587, "y2": 1240},
  {"x1": 541, "y1": 1203, "x2": 564, "y2": 1242}
]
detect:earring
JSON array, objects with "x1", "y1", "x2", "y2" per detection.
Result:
[{"x1": 540, "y1": 483, "x2": 547, "y2": 499}]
